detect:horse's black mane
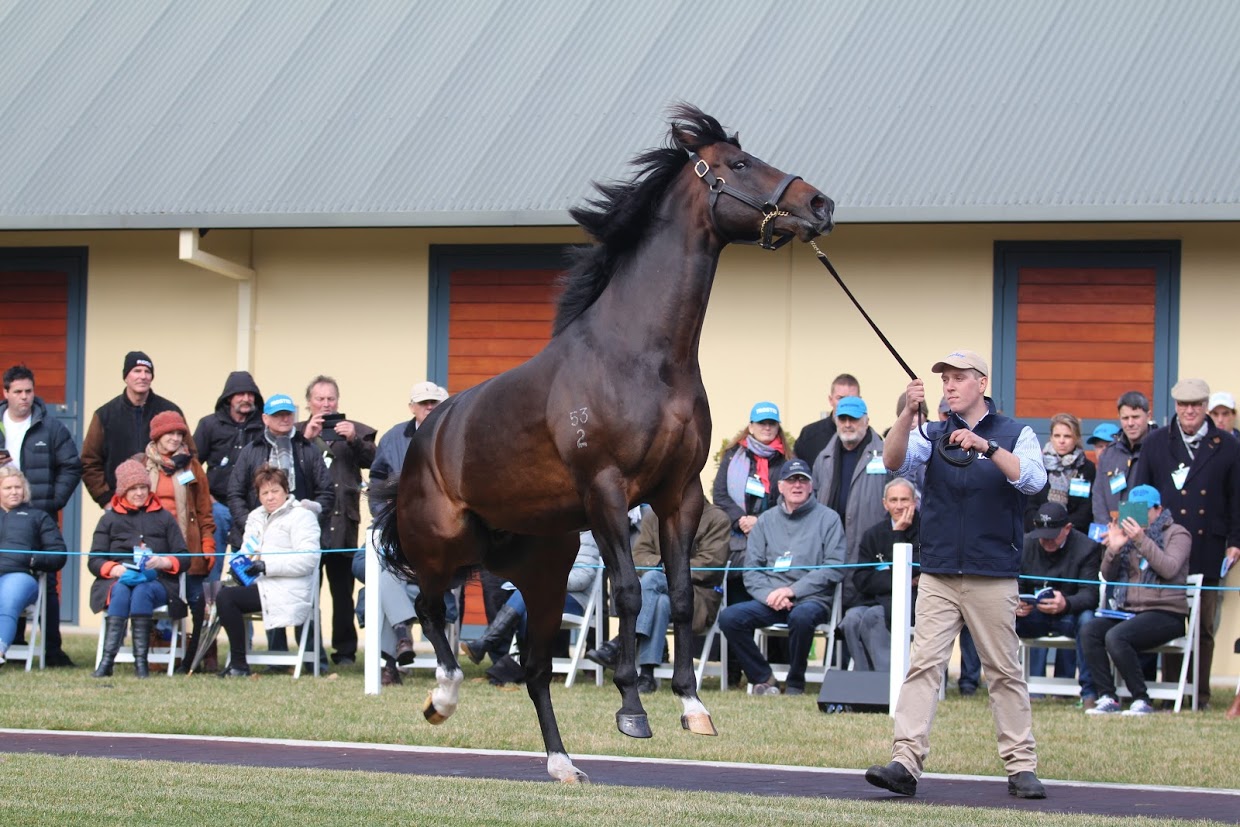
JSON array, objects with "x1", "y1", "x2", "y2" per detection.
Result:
[{"x1": 552, "y1": 104, "x2": 740, "y2": 336}]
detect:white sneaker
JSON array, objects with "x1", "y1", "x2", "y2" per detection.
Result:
[
  {"x1": 1122, "y1": 699, "x2": 1155, "y2": 716},
  {"x1": 1087, "y1": 695, "x2": 1122, "y2": 714}
]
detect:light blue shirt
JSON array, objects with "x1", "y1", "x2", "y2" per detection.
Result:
[{"x1": 894, "y1": 414, "x2": 1046, "y2": 495}]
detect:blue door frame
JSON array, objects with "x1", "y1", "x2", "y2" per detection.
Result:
[{"x1": 992, "y1": 240, "x2": 1180, "y2": 441}]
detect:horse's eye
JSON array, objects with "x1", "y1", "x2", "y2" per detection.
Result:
[{"x1": 730, "y1": 160, "x2": 748, "y2": 171}]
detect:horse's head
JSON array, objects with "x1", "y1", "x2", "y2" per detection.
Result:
[{"x1": 671, "y1": 105, "x2": 834, "y2": 249}]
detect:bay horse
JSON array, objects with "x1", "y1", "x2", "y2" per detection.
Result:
[{"x1": 375, "y1": 104, "x2": 833, "y2": 783}]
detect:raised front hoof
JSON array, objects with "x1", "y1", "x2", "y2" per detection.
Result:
[
  {"x1": 616, "y1": 712, "x2": 653, "y2": 739},
  {"x1": 423, "y1": 693, "x2": 449, "y2": 725},
  {"x1": 680, "y1": 712, "x2": 718, "y2": 736}
]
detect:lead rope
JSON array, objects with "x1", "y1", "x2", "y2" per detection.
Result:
[{"x1": 808, "y1": 239, "x2": 975, "y2": 465}]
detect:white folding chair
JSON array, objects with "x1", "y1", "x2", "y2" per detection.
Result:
[
  {"x1": 1116, "y1": 573, "x2": 1204, "y2": 712},
  {"x1": 1018, "y1": 574, "x2": 1106, "y2": 698},
  {"x1": 552, "y1": 565, "x2": 605, "y2": 687},
  {"x1": 691, "y1": 561, "x2": 732, "y2": 691},
  {"x1": 236, "y1": 566, "x2": 322, "y2": 679},
  {"x1": 753, "y1": 581, "x2": 844, "y2": 689},
  {"x1": 95, "y1": 572, "x2": 188, "y2": 676},
  {"x1": 6, "y1": 572, "x2": 47, "y2": 671}
]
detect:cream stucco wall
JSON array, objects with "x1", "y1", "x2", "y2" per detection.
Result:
[{"x1": 2, "y1": 221, "x2": 1236, "y2": 684}]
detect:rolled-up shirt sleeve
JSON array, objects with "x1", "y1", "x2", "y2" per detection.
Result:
[
  {"x1": 894, "y1": 425, "x2": 933, "y2": 478},
  {"x1": 1011, "y1": 426, "x2": 1047, "y2": 494}
]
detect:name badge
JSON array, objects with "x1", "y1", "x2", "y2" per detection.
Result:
[
  {"x1": 1109, "y1": 472, "x2": 1127, "y2": 495},
  {"x1": 1171, "y1": 464, "x2": 1189, "y2": 491},
  {"x1": 744, "y1": 475, "x2": 766, "y2": 497},
  {"x1": 1069, "y1": 477, "x2": 1091, "y2": 498},
  {"x1": 773, "y1": 551, "x2": 793, "y2": 570},
  {"x1": 865, "y1": 455, "x2": 887, "y2": 475},
  {"x1": 176, "y1": 470, "x2": 195, "y2": 485}
]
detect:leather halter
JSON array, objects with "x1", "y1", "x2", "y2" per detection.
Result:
[{"x1": 687, "y1": 151, "x2": 802, "y2": 249}]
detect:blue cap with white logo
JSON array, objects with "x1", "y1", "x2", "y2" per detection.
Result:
[
  {"x1": 749, "y1": 401, "x2": 780, "y2": 423},
  {"x1": 1127, "y1": 484, "x2": 1161, "y2": 507},
  {"x1": 263, "y1": 394, "x2": 297, "y2": 415}
]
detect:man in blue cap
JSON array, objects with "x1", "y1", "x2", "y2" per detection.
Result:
[
  {"x1": 1085, "y1": 423, "x2": 1120, "y2": 451},
  {"x1": 811, "y1": 396, "x2": 891, "y2": 634},
  {"x1": 225, "y1": 393, "x2": 334, "y2": 550},
  {"x1": 716, "y1": 458, "x2": 846, "y2": 696}
]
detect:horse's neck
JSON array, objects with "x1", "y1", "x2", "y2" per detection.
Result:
[{"x1": 593, "y1": 212, "x2": 720, "y2": 366}]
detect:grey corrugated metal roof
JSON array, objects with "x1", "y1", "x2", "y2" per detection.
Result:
[{"x1": 1, "y1": 0, "x2": 1237, "y2": 229}]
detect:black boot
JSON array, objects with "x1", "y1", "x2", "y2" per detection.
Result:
[
  {"x1": 92, "y1": 616, "x2": 128, "y2": 678},
  {"x1": 460, "y1": 605, "x2": 521, "y2": 664},
  {"x1": 585, "y1": 636, "x2": 620, "y2": 670},
  {"x1": 485, "y1": 653, "x2": 526, "y2": 685},
  {"x1": 131, "y1": 616, "x2": 153, "y2": 678}
]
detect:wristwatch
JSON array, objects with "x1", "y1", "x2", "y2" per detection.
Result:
[{"x1": 984, "y1": 439, "x2": 1000, "y2": 458}]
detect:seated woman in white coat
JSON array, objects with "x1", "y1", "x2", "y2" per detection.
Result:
[{"x1": 216, "y1": 465, "x2": 322, "y2": 678}]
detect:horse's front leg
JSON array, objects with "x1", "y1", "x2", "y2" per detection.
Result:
[
  {"x1": 657, "y1": 482, "x2": 716, "y2": 736},
  {"x1": 583, "y1": 480, "x2": 649, "y2": 738},
  {"x1": 413, "y1": 581, "x2": 463, "y2": 724}
]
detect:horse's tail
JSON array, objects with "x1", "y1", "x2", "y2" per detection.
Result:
[{"x1": 370, "y1": 476, "x2": 419, "y2": 583}]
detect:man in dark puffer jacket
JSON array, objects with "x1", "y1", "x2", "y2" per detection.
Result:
[{"x1": 1, "y1": 364, "x2": 81, "y2": 666}]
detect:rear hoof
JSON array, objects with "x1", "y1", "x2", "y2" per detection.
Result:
[
  {"x1": 423, "y1": 693, "x2": 448, "y2": 725},
  {"x1": 616, "y1": 712, "x2": 653, "y2": 739},
  {"x1": 680, "y1": 712, "x2": 718, "y2": 736}
]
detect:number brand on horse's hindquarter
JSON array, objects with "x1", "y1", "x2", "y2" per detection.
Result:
[{"x1": 570, "y1": 407, "x2": 590, "y2": 448}]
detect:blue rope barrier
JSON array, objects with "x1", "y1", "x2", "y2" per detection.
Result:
[{"x1": 5, "y1": 548, "x2": 1236, "y2": 592}]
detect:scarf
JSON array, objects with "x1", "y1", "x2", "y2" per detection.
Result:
[
  {"x1": 145, "y1": 442, "x2": 189, "y2": 540},
  {"x1": 1042, "y1": 442, "x2": 1085, "y2": 506},
  {"x1": 265, "y1": 429, "x2": 296, "y2": 492},
  {"x1": 1111, "y1": 507, "x2": 1172, "y2": 609},
  {"x1": 1178, "y1": 422, "x2": 1204, "y2": 461},
  {"x1": 726, "y1": 436, "x2": 783, "y2": 509}
]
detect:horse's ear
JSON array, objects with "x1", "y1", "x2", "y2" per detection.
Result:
[{"x1": 671, "y1": 125, "x2": 694, "y2": 150}]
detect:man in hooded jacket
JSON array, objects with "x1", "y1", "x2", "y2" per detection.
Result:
[{"x1": 193, "y1": 371, "x2": 264, "y2": 557}]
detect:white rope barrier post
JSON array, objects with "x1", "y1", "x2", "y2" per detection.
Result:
[
  {"x1": 889, "y1": 541, "x2": 913, "y2": 718},
  {"x1": 364, "y1": 528, "x2": 382, "y2": 695}
]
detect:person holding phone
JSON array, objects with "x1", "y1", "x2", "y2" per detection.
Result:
[
  {"x1": 297, "y1": 375, "x2": 375, "y2": 667},
  {"x1": 1080, "y1": 484, "x2": 1190, "y2": 715}
]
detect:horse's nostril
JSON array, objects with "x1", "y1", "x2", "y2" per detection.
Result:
[{"x1": 810, "y1": 194, "x2": 830, "y2": 219}]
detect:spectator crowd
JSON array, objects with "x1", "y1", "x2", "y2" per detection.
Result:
[{"x1": 0, "y1": 351, "x2": 1237, "y2": 730}]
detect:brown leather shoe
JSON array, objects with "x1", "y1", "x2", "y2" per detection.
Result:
[
  {"x1": 1226, "y1": 693, "x2": 1240, "y2": 720},
  {"x1": 381, "y1": 663, "x2": 402, "y2": 686}
]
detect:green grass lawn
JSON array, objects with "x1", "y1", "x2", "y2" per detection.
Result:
[{"x1": 3, "y1": 635, "x2": 1238, "y2": 786}]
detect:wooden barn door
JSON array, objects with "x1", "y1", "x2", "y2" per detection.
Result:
[
  {"x1": 428, "y1": 245, "x2": 569, "y2": 628},
  {"x1": 0, "y1": 247, "x2": 88, "y2": 622},
  {"x1": 993, "y1": 241, "x2": 1179, "y2": 444}
]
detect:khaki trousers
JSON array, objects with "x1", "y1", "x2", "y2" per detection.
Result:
[{"x1": 891, "y1": 573, "x2": 1037, "y2": 777}]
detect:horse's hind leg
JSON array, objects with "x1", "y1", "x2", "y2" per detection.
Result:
[
  {"x1": 413, "y1": 574, "x2": 464, "y2": 724},
  {"x1": 509, "y1": 533, "x2": 589, "y2": 783}
]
